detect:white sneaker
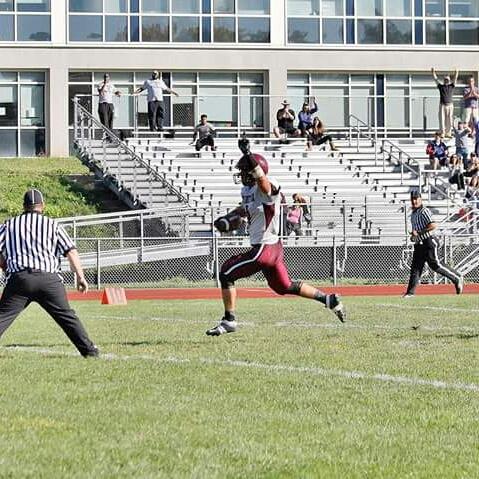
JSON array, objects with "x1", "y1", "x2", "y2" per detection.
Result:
[
  {"x1": 455, "y1": 277, "x2": 464, "y2": 295},
  {"x1": 206, "y1": 319, "x2": 238, "y2": 336},
  {"x1": 402, "y1": 293, "x2": 414, "y2": 299}
]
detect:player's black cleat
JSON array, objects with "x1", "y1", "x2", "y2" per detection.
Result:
[
  {"x1": 455, "y1": 277, "x2": 464, "y2": 295},
  {"x1": 206, "y1": 318, "x2": 238, "y2": 336},
  {"x1": 326, "y1": 294, "x2": 346, "y2": 322}
]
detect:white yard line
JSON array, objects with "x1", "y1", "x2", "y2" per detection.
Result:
[
  {"x1": 94, "y1": 315, "x2": 477, "y2": 334},
  {"x1": 4, "y1": 346, "x2": 479, "y2": 393},
  {"x1": 377, "y1": 303, "x2": 479, "y2": 314}
]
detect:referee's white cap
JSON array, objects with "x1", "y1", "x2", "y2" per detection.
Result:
[{"x1": 23, "y1": 188, "x2": 44, "y2": 207}]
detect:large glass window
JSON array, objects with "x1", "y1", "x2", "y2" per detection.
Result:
[
  {"x1": 385, "y1": 0, "x2": 411, "y2": 16},
  {"x1": 323, "y1": 18, "x2": 343, "y2": 43},
  {"x1": 0, "y1": 0, "x2": 13, "y2": 11},
  {"x1": 142, "y1": 16, "x2": 169, "y2": 41},
  {"x1": 288, "y1": 72, "x2": 469, "y2": 134},
  {"x1": 0, "y1": 72, "x2": 46, "y2": 157},
  {"x1": 69, "y1": 0, "x2": 102, "y2": 12},
  {"x1": 449, "y1": 21, "x2": 479, "y2": 44},
  {"x1": 287, "y1": 0, "x2": 319, "y2": 16},
  {"x1": 104, "y1": 0, "x2": 127, "y2": 13},
  {"x1": 288, "y1": 18, "x2": 320, "y2": 43},
  {"x1": 172, "y1": 16, "x2": 199, "y2": 42},
  {"x1": 213, "y1": 17, "x2": 235, "y2": 42},
  {"x1": 69, "y1": 15, "x2": 102, "y2": 40},
  {"x1": 142, "y1": 0, "x2": 168, "y2": 13},
  {"x1": 0, "y1": 85, "x2": 18, "y2": 126},
  {"x1": 0, "y1": 0, "x2": 50, "y2": 41},
  {"x1": 425, "y1": 20, "x2": 446, "y2": 43},
  {"x1": 17, "y1": 15, "x2": 51, "y2": 41},
  {"x1": 238, "y1": 0, "x2": 269, "y2": 14},
  {"x1": 17, "y1": 0, "x2": 50, "y2": 12},
  {"x1": 67, "y1": 0, "x2": 270, "y2": 43},
  {"x1": 238, "y1": 17, "x2": 270, "y2": 42},
  {"x1": 449, "y1": 0, "x2": 479, "y2": 17},
  {"x1": 69, "y1": 70, "x2": 265, "y2": 133},
  {"x1": 20, "y1": 85, "x2": 44, "y2": 126},
  {"x1": 214, "y1": 0, "x2": 234, "y2": 13},
  {"x1": 171, "y1": 0, "x2": 200, "y2": 14},
  {"x1": 386, "y1": 19, "x2": 412, "y2": 44},
  {"x1": 105, "y1": 15, "x2": 128, "y2": 41},
  {"x1": 425, "y1": 0, "x2": 445, "y2": 16},
  {"x1": 357, "y1": 19, "x2": 383, "y2": 43},
  {"x1": 322, "y1": 0, "x2": 343, "y2": 16},
  {"x1": 0, "y1": 15, "x2": 14, "y2": 40},
  {"x1": 356, "y1": 0, "x2": 382, "y2": 16}
]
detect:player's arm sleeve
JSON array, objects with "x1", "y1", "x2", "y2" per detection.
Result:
[{"x1": 56, "y1": 225, "x2": 77, "y2": 257}]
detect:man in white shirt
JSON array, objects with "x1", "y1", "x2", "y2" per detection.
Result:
[
  {"x1": 135, "y1": 71, "x2": 179, "y2": 132},
  {"x1": 97, "y1": 73, "x2": 121, "y2": 138}
]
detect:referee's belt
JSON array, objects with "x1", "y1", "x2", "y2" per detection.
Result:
[{"x1": 17, "y1": 267, "x2": 45, "y2": 273}]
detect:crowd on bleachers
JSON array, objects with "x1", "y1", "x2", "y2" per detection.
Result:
[{"x1": 426, "y1": 69, "x2": 479, "y2": 212}]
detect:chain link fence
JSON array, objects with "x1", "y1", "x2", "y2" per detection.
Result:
[{"x1": 38, "y1": 233, "x2": 477, "y2": 289}]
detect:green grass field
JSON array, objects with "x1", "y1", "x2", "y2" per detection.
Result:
[{"x1": 1, "y1": 295, "x2": 478, "y2": 478}]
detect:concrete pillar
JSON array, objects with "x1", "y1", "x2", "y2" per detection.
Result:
[
  {"x1": 266, "y1": 64, "x2": 288, "y2": 134},
  {"x1": 48, "y1": 65, "x2": 69, "y2": 156}
]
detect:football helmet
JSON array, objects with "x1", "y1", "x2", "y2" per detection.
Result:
[{"x1": 233, "y1": 153, "x2": 269, "y2": 186}]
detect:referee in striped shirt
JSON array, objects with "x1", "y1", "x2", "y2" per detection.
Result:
[
  {"x1": 0, "y1": 189, "x2": 98, "y2": 357},
  {"x1": 404, "y1": 190, "x2": 463, "y2": 297}
]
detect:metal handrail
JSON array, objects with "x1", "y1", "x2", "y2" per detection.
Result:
[{"x1": 73, "y1": 97, "x2": 188, "y2": 205}]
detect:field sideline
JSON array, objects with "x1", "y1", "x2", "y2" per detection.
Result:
[{"x1": 1, "y1": 295, "x2": 478, "y2": 478}]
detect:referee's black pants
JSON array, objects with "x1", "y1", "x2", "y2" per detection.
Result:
[
  {"x1": 406, "y1": 237, "x2": 461, "y2": 295},
  {"x1": 0, "y1": 271, "x2": 97, "y2": 357}
]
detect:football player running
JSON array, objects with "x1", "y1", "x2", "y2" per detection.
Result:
[{"x1": 206, "y1": 136, "x2": 346, "y2": 336}]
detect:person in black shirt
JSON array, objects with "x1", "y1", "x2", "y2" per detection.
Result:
[
  {"x1": 432, "y1": 67, "x2": 458, "y2": 138},
  {"x1": 273, "y1": 100, "x2": 300, "y2": 138},
  {"x1": 404, "y1": 190, "x2": 463, "y2": 298},
  {"x1": 0, "y1": 189, "x2": 99, "y2": 357}
]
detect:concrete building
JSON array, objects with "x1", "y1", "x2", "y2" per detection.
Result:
[{"x1": 1, "y1": 0, "x2": 479, "y2": 156}]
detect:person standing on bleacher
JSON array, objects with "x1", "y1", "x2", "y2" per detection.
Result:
[
  {"x1": 431, "y1": 67, "x2": 458, "y2": 138},
  {"x1": 135, "y1": 71, "x2": 178, "y2": 132}
]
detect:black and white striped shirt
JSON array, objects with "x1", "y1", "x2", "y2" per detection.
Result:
[
  {"x1": 0, "y1": 212, "x2": 75, "y2": 274},
  {"x1": 411, "y1": 206, "x2": 434, "y2": 241}
]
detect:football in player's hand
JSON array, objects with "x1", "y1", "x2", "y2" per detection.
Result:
[{"x1": 214, "y1": 212, "x2": 244, "y2": 232}]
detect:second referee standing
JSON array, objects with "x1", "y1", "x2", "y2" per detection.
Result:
[
  {"x1": 0, "y1": 189, "x2": 99, "y2": 357},
  {"x1": 404, "y1": 190, "x2": 463, "y2": 297}
]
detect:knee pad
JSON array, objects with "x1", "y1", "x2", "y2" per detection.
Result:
[
  {"x1": 285, "y1": 280, "x2": 303, "y2": 295},
  {"x1": 219, "y1": 272, "x2": 235, "y2": 290}
]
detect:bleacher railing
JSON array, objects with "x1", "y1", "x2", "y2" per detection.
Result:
[
  {"x1": 72, "y1": 93, "x2": 468, "y2": 139},
  {"x1": 73, "y1": 97, "x2": 188, "y2": 208}
]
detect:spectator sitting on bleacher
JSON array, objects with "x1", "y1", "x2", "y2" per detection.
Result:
[
  {"x1": 297, "y1": 98, "x2": 318, "y2": 136},
  {"x1": 191, "y1": 114, "x2": 216, "y2": 151},
  {"x1": 426, "y1": 131, "x2": 448, "y2": 170},
  {"x1": 306, "y1": 117, "x2": 338, "y2": 152},
  {"x1": 465, "y1": 175, "x2": 479, "y2": 203},
  {"x1": 465, "y1": 153, "x2": 479, "y2": 177},
  {"x1": 448, "y1": 154, "x2": 465, "y2": 191},
  {"x1": 273, "y1": 100, "x2": 300, "y2": 138},
  {"x1": 453, "y1": 121, "x2": 471, "y2": 168}
]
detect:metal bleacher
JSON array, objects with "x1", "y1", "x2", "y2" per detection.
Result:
[{"x1": 73, "y1": 101, "x2": 468, "y2": 244}]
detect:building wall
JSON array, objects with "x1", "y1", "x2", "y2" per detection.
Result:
[{"x1": 1, "y1": 0, "x2": 479, "y2": 156}]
